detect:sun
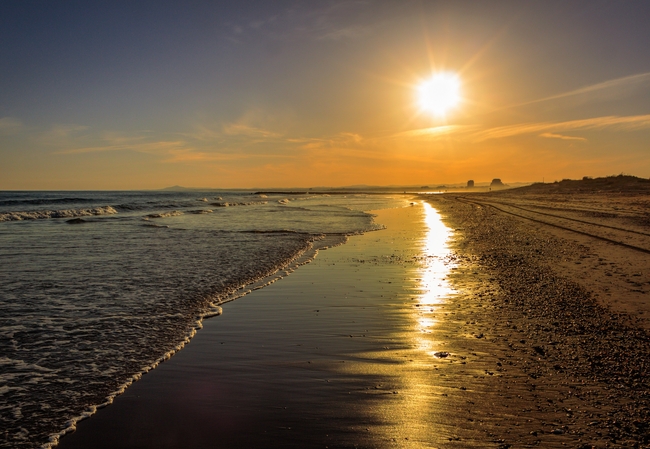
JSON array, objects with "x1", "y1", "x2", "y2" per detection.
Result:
[{"x1": 418, "y1": 73, "x2": 461, "y2": 117}]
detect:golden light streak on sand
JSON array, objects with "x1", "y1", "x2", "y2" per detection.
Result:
[
  {"x1": 383, "y1": 202, "x2": 458, "y2": 447},
  {"x1": 415, "y1": 202, "x2": 457, "y2": 360},
  {"x1": 310, "y1": 203, "x2": 459, "y2": 447}
]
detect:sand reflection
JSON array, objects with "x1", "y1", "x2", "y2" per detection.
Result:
[
  {"x1": 421, "y1": 202, "x2": 455, "y2": 303},
  {"x1": 416, "y1": 202, "x2": 456, "y2": 351},
  {"x1": 365, "y1": 202, "x2": 458, "y2": 447},
  {"x1": 321, "y1": 203, "x2": 458, "y2": 447}
]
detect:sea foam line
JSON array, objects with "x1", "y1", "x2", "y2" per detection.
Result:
[
  {"x1": 0, "y1": 206, "x2": 118, "y2": 222},
  {"x1": 41, "y1": 232, "x2": 348, "y2": 449}
]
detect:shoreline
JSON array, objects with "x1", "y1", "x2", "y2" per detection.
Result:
[
  {"x1": 42, "y1": 231, "x2": 348, "y2": 449},
  {"x1": 58, "y1": 202, "x2": 486, "y2": 448},
  {"x1": 56, "y1": 196, "x2": 650, "y2": 448}
]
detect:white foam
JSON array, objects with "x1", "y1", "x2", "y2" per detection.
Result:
[
  {"x1": 145, "y1": 210, "x2": 183, "y2": 218},
  {"x1": 41, "y1": 233, "x2": 341, "y2": 448},
  {"x1": 11, "y1": 194, "x2": 394, "y2": 448},
  {"x1": 210, "y1": 201, "x2": 268, "y2": 207},
  {"x1": 0, "y1": 206, "x2": 118, "y2": 222}
]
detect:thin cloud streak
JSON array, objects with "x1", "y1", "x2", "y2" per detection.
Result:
[
  {"x1": 56, "y1": 140, "x2": 186, "y2": 155},
  {"x1": 161, "y1": 150, "x2": 290, "y2": 164},
  {"x1": 389, "y1": 125, "x2": 479, "y2": 139},
  {"x1": 318, "y1": 24, "x2": 371, "y2": 41},
  {"x1": 510, "y1": 72, "x2": 650, "y2": 109},
  {"x1": 222, "y1": 123, "x2": 283, "y2": 139},
  {"x1": 0, "y1": 117, "x2": 23, "y2": 130},
  {"x1": 472, "y1": 114, "x2": 650, "y2": 142},
  {"x1": 225, "y1": 1, "x2": 375, "y2": 44},
  {"x1": 539, "y1": 132, "x2": 587, "y2": 142}
]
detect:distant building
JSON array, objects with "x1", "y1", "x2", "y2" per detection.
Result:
[
  {"x1": 467, "y1": 180, "x2": 474, "y2": 187},
  {"x1": 490, "y1": 178, "x2": 504, "y2": 187}
]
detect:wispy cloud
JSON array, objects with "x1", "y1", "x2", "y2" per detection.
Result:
[
  {"x1": 284, "y1": 132, "x2": 366, "y2": 152},
  {"x1": 48, "y1": 124, "x2": 88, "y2": 137},
  {"x1": 225, "y1": 1, "x2": 375, "y2": 44},
  {"x1": 179, "y1": 118, "x2": 286, "y2": 147},
  {"x1": 472, "y1": 114, "x2": 650, "y2": 142},
  {"x1": 222, "y1": 123, "x2": 283, "y2": 139},
  {"x1": 56, "y1": 140, "x2": 186, "y2": 155},
  {"x1": 163, "y1": 150, "x2": 250, "y2": 163},
  {"x1": 162, "y1": 149, "x2": 290, "y2": 163},
  {"x1": 34, "y1": 124, "x2": 91, "y2": 147},
  {"x1": 0, "y1": 117, "x2": 24, "y2": 134},
  {"x1": 53, "y1": 116, "x2": 292, "y2": 162},
  {"x1": 389, "y1": 125, "x2": 479, "y2": 140},
  {"x1": 514, "y1": 72, "x2": 650, "y2": 108},
  {"x1": 539, "y1": 132, "x2": 587, "y2": 142},
  {"x1": 318, "y1": 24, "x2": 371, "y2": 41}
]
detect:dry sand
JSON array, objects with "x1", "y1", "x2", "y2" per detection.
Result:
[{"x1": 57, "y1": 194, "x2": 650, "y2": 449}]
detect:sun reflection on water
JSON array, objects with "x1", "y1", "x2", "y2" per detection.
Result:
[
  {"x1": 338, "y1": 203, "x2": 459, "y2": 447},
  {"x1": 379, "y1": 201, "x2": 458, "y2": 447},
  {"x1": 416, "y1": 203, "x2": 455, "y2": 335}
]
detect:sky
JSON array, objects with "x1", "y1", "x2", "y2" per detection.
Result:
[{"x1": 1, "y1": 0, "x2": 650, "y2": 189}]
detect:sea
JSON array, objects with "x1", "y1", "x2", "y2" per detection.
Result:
[{"x1": 0, "y1": 190, "x2": 410, "y2": 448}]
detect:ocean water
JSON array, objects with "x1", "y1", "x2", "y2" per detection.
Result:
[{"x1": 0, "y1": 190, "x2": 409, "y2": 449}]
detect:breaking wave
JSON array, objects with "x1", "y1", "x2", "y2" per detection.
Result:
[
  {"x1": 145, "y1": 211, "x2": 184, "y2": 219},
  {"x1": 0, "y1": 206, "x2": 118, "y2": 222},
  {"x1": 210, "y1": 201, "x2": 268, "y2": 207}
]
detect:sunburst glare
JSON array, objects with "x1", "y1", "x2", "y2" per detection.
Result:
[{"x1": 417, "y1": 73, "x2": 461, "y2": 117}]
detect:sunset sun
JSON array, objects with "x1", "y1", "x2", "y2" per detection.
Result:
[{"x1": 418, "y1": 72, "x2": 461, "y2": 116}]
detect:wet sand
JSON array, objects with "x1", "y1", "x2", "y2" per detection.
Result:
[
  {"x1": 57, "y1": 203, "x2": 458, "y2": 448},
  {"x1": 56, "y1": 198, "x2": 650, "y2": 448}
]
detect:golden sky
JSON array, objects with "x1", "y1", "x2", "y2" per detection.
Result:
[{"x1": 1, "y1": 1, "x2": 650, "y2": 189}]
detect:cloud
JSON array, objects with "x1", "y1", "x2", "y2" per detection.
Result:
[
  {"x1": 56, "y1": 140, "x2": 186, "y2": 155},
  {"x1": 179, "y1": 119, "x2": 286, "y2": 148},
  {"x1": 389, "y1": 125, "x2": 479, "y2": 140},
  {"x1": 35, "y1": 124, "x2": 90, "y2": 146},
  {"x1": 472, "y1": 114, "x2": 650, "y2": 142},
  {"x1": 513, "y1": 72, "x2": 650, "y2": 108},
  {"x1": 222, "y1": 123, "x2": 283, "y2": 139},
  {"x1": 287, "y1": 131, "x2": 366, "y2": 151},
  {"x1": 539, "y1": 132, "x2": 587, "y2": 142},
  {"x1": 162, "y1": 150, "x2": 250, "y2": 163},
  {"x1": 162, "y1": 149, "x2": 290, "y2": 164},
  {"x1": 225, "y1": 1, "x2": 375, "y2": 44},
  {"x1": 48, "y1": 124, "x2": 88, "y2": 137},
  {"x1": 179, "y1": 125, "x2": 223, "y2": 143},
  {"x1": 318, "y1": 25, "x2": 371, "y2": 41},
  {"x1": 53, "y1": 118, "x2": 291, "y2": 162},
  {"x1": 0, "y1": 117, "x2": 24, "y2": 134}
]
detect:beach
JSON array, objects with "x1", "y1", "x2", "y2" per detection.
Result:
[
  {"x1": 55, "y1": 201, "x2": 516, "y2": 449},
  {"x1": 58, "y1": 202, "x2": 462, "y2": 448},
  {"x1": 428, "y1": 188, "x2": 650, "y2": 448},
  {"x1": 0, "y1": 191, "x2": 403, "y2": 448},
  {"x1": 3, "y1": 2, "x2": 650, "y2": 448},
  {"x1": 53, "y1": 188, "x2": 650, "y2": 449}
]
